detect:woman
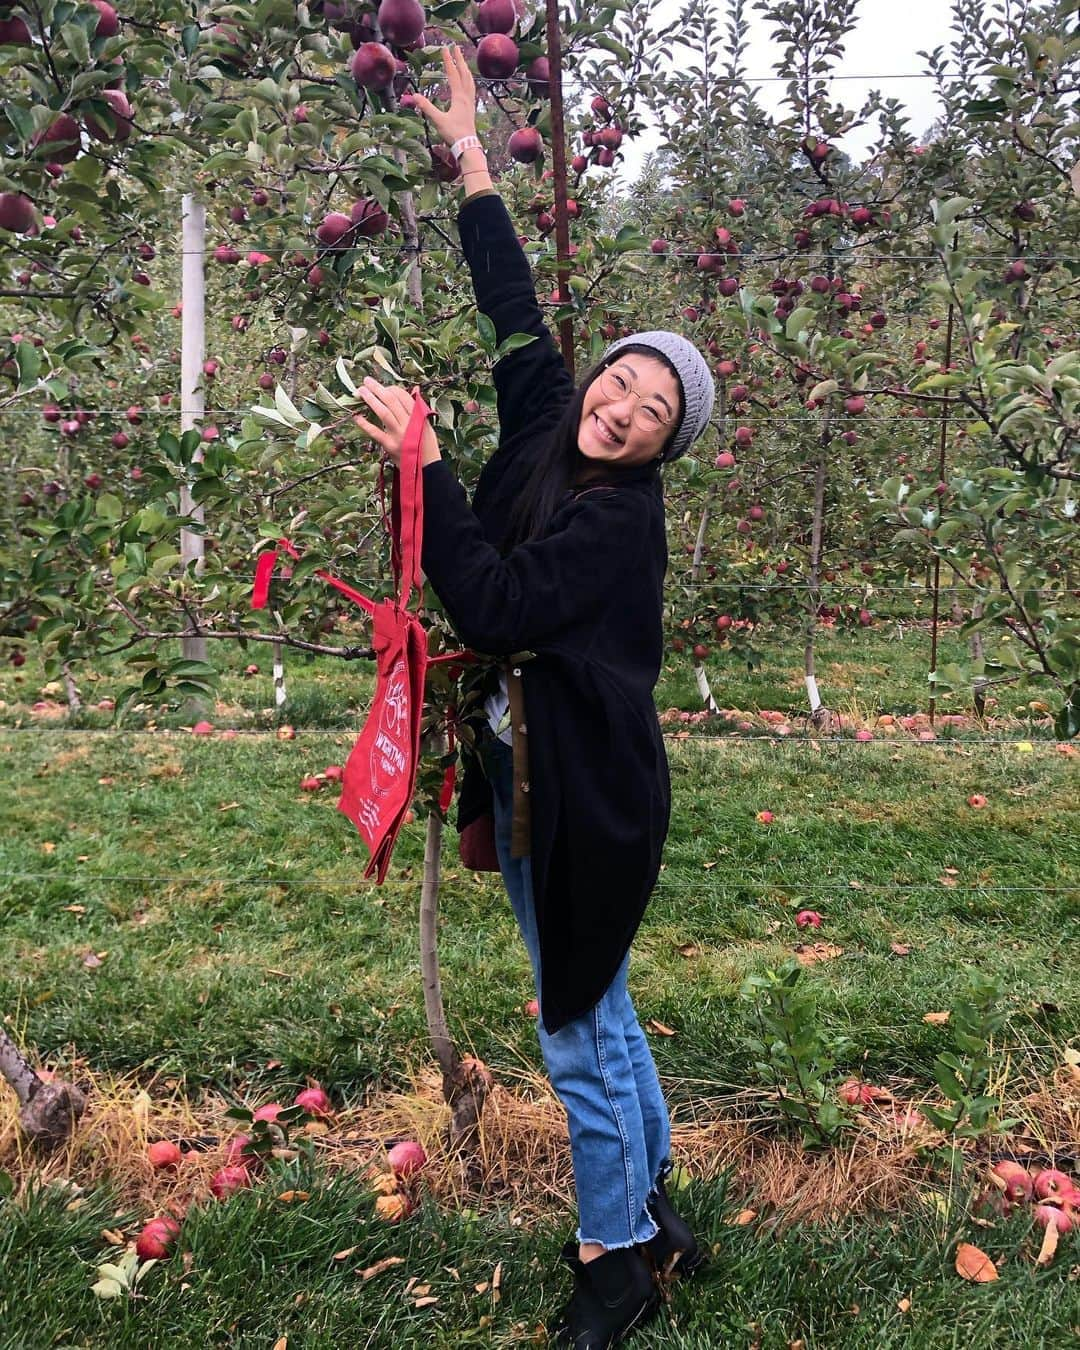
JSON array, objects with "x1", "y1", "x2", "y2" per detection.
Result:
[{"x1": 353, "y1": 44, "x2": 716, "y2": 1349}]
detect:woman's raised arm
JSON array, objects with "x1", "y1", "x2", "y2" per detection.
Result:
[{"x1": 411, "y1": 45, "x2": 574, "y2": 443}]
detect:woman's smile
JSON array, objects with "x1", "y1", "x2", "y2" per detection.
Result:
[{"x1": 592, "y1": 412, "x2": 625, "y2": 445}]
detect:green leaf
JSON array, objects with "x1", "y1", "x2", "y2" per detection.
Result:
[
  {"x1": 933, "y1": 1059, "x2": 967, "y2": 1102},
  {"x1": 785, "y1": 307, "x2": 815, "y2": 340},
  {"x1": 94, "y1": 492, "x2": 123, "y2": 523},
  {"x1": 162, "y1": 659, "x2": 217, "y2": 680},
  {"x1": 65, "y1": 20, "x2": 91, "y2": 66},
  {"x1": 15, "y1": 341, "x2": 40, "y2": 389},
  {"x1": 494, "y1": 332, "x2": 540, "y2": 358},
  {"x1": 476, "y1": 313, "x2": 496, "y2": 351},
  {"x1": 594, "y1": 33, "x2": 632, "y2": 62}
]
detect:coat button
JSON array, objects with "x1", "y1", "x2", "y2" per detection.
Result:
[
  {"x1": 512, "y1": 667, "x2": 521, "y2": 676},
  {"x1": 520, "y1": 781, "x2": 530, "y2": 793},
  {"x1": 519, "y1": 723, "x2": 527, "y2": 734}
]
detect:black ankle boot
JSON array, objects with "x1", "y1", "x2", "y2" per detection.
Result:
[
  {"x1": 639, "y1": 1164, "x2": 707, "y2": 1284},
  {"x1": 552, "y1": 1243, "x2": 660, "y2": 1348}
]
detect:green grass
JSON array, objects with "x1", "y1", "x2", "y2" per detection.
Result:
[
  {"x1": 0, "y1": 625, "x2": 1077, "y2": 1346},
  {"x1": 1, "y1": 1168, "x2": 1074, "y2": 1349}
]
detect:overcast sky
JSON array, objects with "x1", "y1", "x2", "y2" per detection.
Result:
[{"x1": 599, "y1": 0, "x2": 961, "y2": 186}]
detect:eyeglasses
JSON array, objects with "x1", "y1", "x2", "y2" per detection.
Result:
[{"x1": 599, "y1": 367, "x2": 673, "y2": 432}]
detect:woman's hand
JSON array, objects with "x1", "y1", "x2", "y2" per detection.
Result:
[
  {"x1": 407, "y1": 44, "x2": 479, "y2": 150},
  {"x1": 353, "y1": 375, "x2": 441, "y2": 470}
]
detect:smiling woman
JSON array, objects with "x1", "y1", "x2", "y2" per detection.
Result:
[
  {"x1": 577, "y1": 358, "x2": 682, "y2": 467},
  {"x1": 391, "y1": 39, "x2": 718, "y2": 1350}
]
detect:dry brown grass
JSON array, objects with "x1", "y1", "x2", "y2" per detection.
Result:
[{"x1": 3, "y1": 1047, "x2": 1076, "y2": 1232}]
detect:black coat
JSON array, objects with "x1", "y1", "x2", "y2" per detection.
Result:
[{"x1": 420, "y1": 191, "x2": 671, "y2": 1035}]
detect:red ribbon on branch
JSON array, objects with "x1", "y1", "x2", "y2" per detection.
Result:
[{"x1": 251, "y1": 386, "x2": 479, "y2": 882}]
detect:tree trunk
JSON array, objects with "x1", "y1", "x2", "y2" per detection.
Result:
[
  {"x1": 391, "y1": 140, "x2": 492, "y2": 1150},
  {"x1": 419, "y1": 801, "x2": 492, "y2": 1155},
  {"x1": 0, "y1": 1027, "x2": 86, "y2": 1148}
]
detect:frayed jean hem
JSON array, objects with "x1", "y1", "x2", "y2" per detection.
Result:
[{"x1": 575, "y1": 1220, "x2": 660, "y2": 1249}]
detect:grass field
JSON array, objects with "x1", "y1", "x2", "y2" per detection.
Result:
[{"x1": 1, "y1": 621, "x2": 1077, "y2": 1348}]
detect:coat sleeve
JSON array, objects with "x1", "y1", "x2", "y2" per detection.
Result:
[
  {"x1": 457, "y1": 193, "x2": 576, "y2": 446},
  {"x1": 420, "y1": 459, "x2": 647, "y2": 655}
]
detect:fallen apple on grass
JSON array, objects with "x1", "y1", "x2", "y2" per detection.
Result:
[
  {"x1": 294, "y1": 1085, "x2": 333, "y2": 1118},
  {"x1": 209, "y1": 1165, "x2": 251, "y2": 1199},
  {"x1": 838, "y1": 1079, "x2": 877, "y2": 1107},
  {"x1": 252, "y1": 1102, "x2": 285, "y2": 1124},
  {"x1": 1033, "y1": 1203, "x2": 1074, "y2": 1234},
  {"x1": 323, "y1": 764, "x2": 344, "y2": 782},
  {"x1": 276, "y1": 725, "x2": 296, "y2": 741},
  {"x1": 795, "y1": 909, "x2": 823, "y2": 929},
  {"x1": 991, "y1": 1160, "x2": 1034, "y2": 1205},
  {"x1": 191, "y1": 721, "x2": 214, "y2": 736},
  {"x1": 147, "y1": 1140, "x2": 183, "y2": 1170},
  {"x1": 1033, "y1": 1169, "x2": 1076, "y2": 1202},
  {"x1": 225, "y1": 1133, "x2": 259, "y2": 1168},
  {"x1": 135, "y1": 1215, "x2": 180, "y2": 1261},
  {"x1": 386, "y1": 1139, "x2": 427, "y2": 1178}
]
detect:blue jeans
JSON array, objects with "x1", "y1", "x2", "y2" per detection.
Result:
[{"x1": 482, "y1": 733, "x2": 670, "y2": 1248}]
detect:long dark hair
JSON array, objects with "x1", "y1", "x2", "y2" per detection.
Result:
[{"x1": 500, "y1": 343, "x2": 684, "y2": 552}]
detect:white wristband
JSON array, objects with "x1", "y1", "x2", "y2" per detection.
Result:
[{"x1": 451, "y1": 134, "x2": 483, "y2": 160}]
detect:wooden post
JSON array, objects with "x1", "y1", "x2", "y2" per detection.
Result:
[{"x1": 179, "y1": 192, "x2": 207, "y2": 664}]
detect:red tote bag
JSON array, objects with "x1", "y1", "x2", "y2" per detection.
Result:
[{"x1": 251, "y1": 387, "x2": 493, "y2": 880}]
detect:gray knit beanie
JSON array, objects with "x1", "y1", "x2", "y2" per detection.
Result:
[{"x1": 598, "y1": 330, "x2": 715, "y2": 463}]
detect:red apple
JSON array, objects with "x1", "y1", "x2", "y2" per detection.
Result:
[
  {"x1": 136, "y1": 1215, "x2": 180, "y2": 1261},
  {"x1": 84, "y1": 89, "x2": 134, "y2": 143},
  {"x1": 32, "y1": 114, "x2": 81, "y2": 164},
  {"x1": 476, "y1": 33, "x2": 518, "y2": 80},
  {"x1": 0, "y1": 193, "x2": 35, "y2": 234},
  {"x1": 508, "y1": 126, "x2": 543, "y2": 163},
  {"x1": 91, "y1": 1, "x2": 120, "y2": 37},
  {"x1": 316, "y1": 212, "x2": 354, "y2": 246},
  {"x1": 192, "y1": 721, "x2": 214, "y2": 736},
  {"x1": 147, "y1": 1140, "x2": 183, "y2": 1170},
  {"x1": 351, "y1": 198, "x2": 389, "y2": 236},
  {"x1": 351, "y1": 41, "x2": 397, "y2": 89},
  {"x1": 991, "y1": 1160, "x2": 1033, "y2": 1204},
  {"x1": 252, "y1": 1102, "x2": 285, "y2": 1124},
  {"x1": 795, "y1": 909, "x2": 823, "y2": 929},
  {"x1": 294, "y1": 1085, "x2": 333, "y2": 1117},
  {"x1": 476, "y1": 0, "x2": 516, "y2": 33},
  {"x1": 386, "y1": 1139, "x2": 427, "y2": 1177},
  {"x1": 0, "y1": 15, "x2": 33, "y2": 44},
  {"x1": 1033, "y1": 1204, "x2": 1073, "y2": 1234},
  {"x1": 376, "y1": 0, "x2": 425, "y2": 46},
  {"x1": 209, "y1": 1165, "x2": 251, "y2": 1199},
  {"x1": 1033, "y1": 1169, "x2": 1075, "y2": 1201}
]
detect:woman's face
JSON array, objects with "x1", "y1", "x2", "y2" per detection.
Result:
[{"x1": 578, "y1": 356, "x2": 682, "y2": 468}]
